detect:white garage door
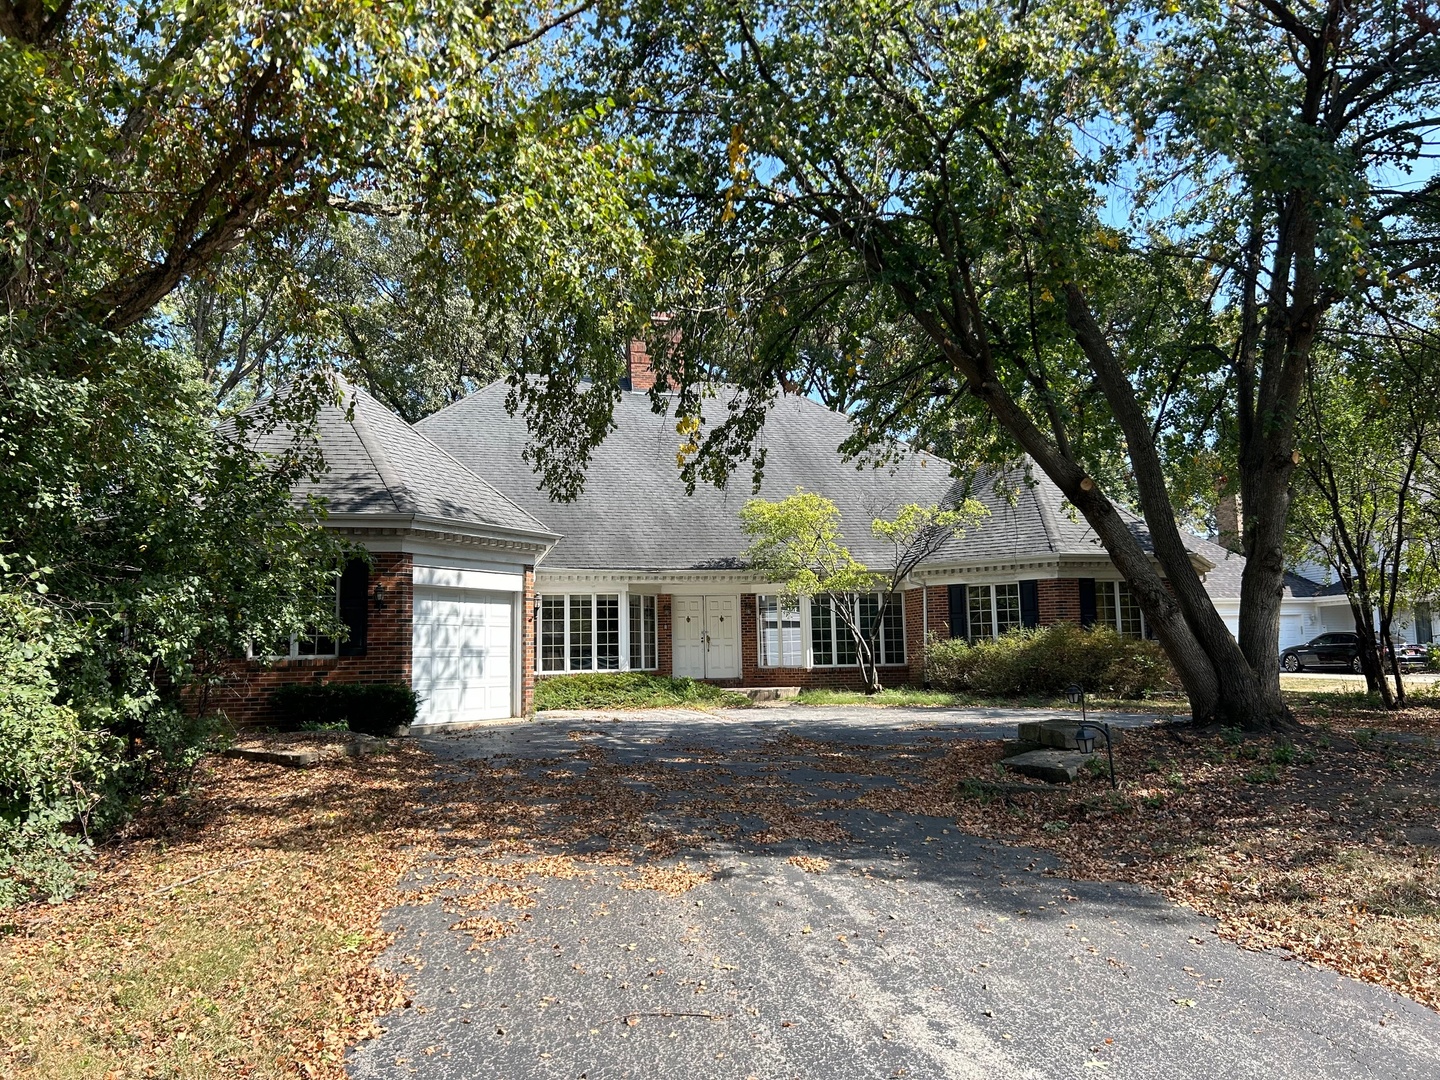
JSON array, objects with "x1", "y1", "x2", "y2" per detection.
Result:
[{"x1": 412, "y1": 587, "x2": 514, "y2": 725}]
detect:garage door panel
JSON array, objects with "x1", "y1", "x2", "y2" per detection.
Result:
[{"x1": 412, "y1": 587, "x2": 514, "y2": 724}]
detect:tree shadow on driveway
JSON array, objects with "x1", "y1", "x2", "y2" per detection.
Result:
[{"x1": 346, "y1": 709, "x2": 1440, "y2": 1080}]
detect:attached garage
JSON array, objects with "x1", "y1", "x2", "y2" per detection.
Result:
[{"x1": 411, "y1": 580, "x2": 520, "y2": 726}]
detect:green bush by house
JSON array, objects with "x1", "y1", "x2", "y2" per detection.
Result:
[
  {"x1": 270, "y1": 682, "x2": 419, "y2": 737},
  {"x1": 925, "y1": 622, "x2": 1175, "y2": 698},
  {"x1": 535, "y1": 672, "x2": 751, "y2": 711}
]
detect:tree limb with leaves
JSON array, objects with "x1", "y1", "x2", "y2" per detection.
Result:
[{"x1": 741, "y1": 490, "x2": 986, "y2": 692}]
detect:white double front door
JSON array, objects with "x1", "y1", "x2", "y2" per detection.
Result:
[{"x1": 671, "y1": 595, "x2": 740, "y2": 680}]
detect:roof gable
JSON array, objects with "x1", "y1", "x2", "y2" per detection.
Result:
[{"x1": 250, "y1": 378, "x2": 554, "y2": 539}]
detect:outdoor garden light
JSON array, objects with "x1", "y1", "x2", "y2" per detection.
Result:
[{"x1": 1067, "y1": 683, "x2": 1117, "y2": 789}]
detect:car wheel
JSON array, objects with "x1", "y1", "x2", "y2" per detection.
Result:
[
  {"x1": 1282, "y1": 654, "x2": 1301, "y2": 673},
  {"x1": 1350, "y1": 656, "x2": 1364, "y2": 674}
]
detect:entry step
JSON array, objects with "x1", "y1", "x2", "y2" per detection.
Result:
[{"x1": 738, "y1": 686, "x2": 802, "y2": 702}]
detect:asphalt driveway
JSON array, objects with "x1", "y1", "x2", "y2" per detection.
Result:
[{"x1": 346, "y1": 706, "x2": 1440, "y2": 1080}]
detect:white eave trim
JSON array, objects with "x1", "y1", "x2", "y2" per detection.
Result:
[{"x1": 323, "y1": 513, "x2": 558, "y2": 556}]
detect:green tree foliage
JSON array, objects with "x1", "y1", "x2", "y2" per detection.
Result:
[
  {"x1": 1292, "y1": 316, "x2": 1440, "y2": 706},
  {"x1": 0, "y1": 0, "x2": 649, "y2": 900},
  {"x1": 590, "y1": 0, "x2": 1440, "y2": 728},
  {"x1": 741, "y1": 490, "x2": 985, "y2": 691},
  {"x1": 168, "y1": 217, "x2": 517, "y2": 421}
]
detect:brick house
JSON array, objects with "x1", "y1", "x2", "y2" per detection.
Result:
[{"x1": 215, "y1": 350, "x2": 1250, "y2": 729}]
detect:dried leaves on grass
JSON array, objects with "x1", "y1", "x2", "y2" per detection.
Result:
[{"x1": 934, "y1": 714, "x2": 1440, "y2": 1010}]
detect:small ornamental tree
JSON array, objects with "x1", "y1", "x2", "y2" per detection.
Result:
[{"x1": 741, "y1": 490, "x2": 986, "y2": 692}]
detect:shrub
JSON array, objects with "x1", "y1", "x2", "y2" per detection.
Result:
[
  {"x1": 271, "y1": 682, "x2": 418, "y2": 737},
  {"x1": 534, "y1": 672, "x2": 751, "y2": 711},
  {"x1": 924, "y1": 622, "x2": 1175, "y2": 698},
  {"x1": 0, "y1": 590, "x2": 116, "y2": 905}
]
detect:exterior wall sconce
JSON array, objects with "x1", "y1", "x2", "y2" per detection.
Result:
[
  {"x1": 1067, "y1": 683, "x2": 1116, "y2": 789},
  {"x1": 372, "y1": 582, "x2": 388, "y2": 609}
]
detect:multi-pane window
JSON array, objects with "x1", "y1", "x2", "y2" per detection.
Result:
[
  {"x1": 568, "y1": 594, "x2": 594, "y2": 670},
  {"x1": 1095, "y1": 581, "x2": 1146, "y2": 638},
  {"x1": 268, "y1": 578, "x2": 340, "y2": 659},
  {"x1": 967, "y1": 583, "x2": 1021, "y2": 641},
  {"x1": 596, "y1": 594, "x2": 620, "y2": 669},
  {"x1": 811, "y1": 594, "x2": 904, "y2": 667},
  {"x1": 629, "y1": 594, "x2": 658, "y2": 670},
  {"x1": 758, "y1": 595, "x2": 803, "y2": 667},
  {"x1": 540, "y1": 593, "x2": 622, "y2": 673},
  {"x1": 540, "y1": 596, "x2": 567, "y2": 672}
]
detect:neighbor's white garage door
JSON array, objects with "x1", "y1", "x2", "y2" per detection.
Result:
[{"x1": 412, "y1": 587, "x2": 514, "y2": 725}]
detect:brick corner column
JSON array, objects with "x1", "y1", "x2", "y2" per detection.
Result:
[{"x1": 521, "y1": 566, "x2": 536, "y2": 715}]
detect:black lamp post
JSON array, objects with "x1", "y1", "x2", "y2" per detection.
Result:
[{"x1": 1066, "y1": 683, "x2": 1116, "y2": 789}]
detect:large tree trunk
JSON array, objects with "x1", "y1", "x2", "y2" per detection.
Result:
[{"x1": 1063, "y1": 288, "x2": 1294, "y2": 731}]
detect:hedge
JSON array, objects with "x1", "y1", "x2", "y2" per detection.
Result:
[
  {"x1": 270, "y1": 681, "x2": 418, "y2": 737},
  {"x1": 925, "y1": 622, "x2": 1175, "y2": 698}
]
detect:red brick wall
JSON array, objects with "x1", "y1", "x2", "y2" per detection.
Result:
[
  {"x1": 1038, "y1": 578, "x2": 1081, "y2": 625},
  {"x1": 656, "y1": 594, "x2": 673, "y2": 676},
  {"x1": 627, "y1": 338, "x2": 658, "y2": 391},
  {"x1": 728, "y1": 593, "x2": 914, "y2": 690},
  {"x1": 196, "y1": 552, "x2": 414, "y2": 728},
  {"x1": 521, "y1": 567, "x2": 536, "y2": 715}
]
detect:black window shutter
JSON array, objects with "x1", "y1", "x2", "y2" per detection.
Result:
[
  {"x1": 948, "y1": 584, "x2": 968, "y2": 640},
  {"x1": 1018, "y1": 580, "x2": 1040, "y2": 629},
  {"x1": 1078, "y1": 578, "x2": 1097, "y2": 628},
  {"x1": 338, "y1": 558, "x2": 370, "y2": 656}
]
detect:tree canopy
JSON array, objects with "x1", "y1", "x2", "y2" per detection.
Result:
[
  {"x1": 0, "y1": 0, "x2": 650, "y2": 899},
  {"x1": 582, "y1": 0, "x2": 1440, "y2": 729}
]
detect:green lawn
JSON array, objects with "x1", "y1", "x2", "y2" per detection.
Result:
[
  {"x1": 534, "y1": 672, "x2": 752, "y2": 711},
  {"x1": 793, "y1": 686, "x2": 1193, "y2": 713}
]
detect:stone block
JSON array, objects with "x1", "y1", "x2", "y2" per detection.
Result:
[
  {"x1": 1016, "y1": 718, "x2": 1121, "y2": 750},
  {"x1": 1000, "y1": 749, "x2": 1085, "y2": 784}
]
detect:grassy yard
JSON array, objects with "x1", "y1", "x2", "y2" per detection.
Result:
[
  {"x1": 939, "y1": 699, "x2": 1440, "y2": 1009},
  {"x1": 0, "y1": 745, "x2": 437, "y2": 1079},
  {"x1": 534, "y1": 672, "x2": 752, "y2": 711},
  {"x1": 793, "y1": 685, "x2": 1194, "y2": 713}
]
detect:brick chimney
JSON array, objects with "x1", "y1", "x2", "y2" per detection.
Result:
[
  {"x1": 1217, "y1": 489, "x2": 1243, "y2": 553},
  {"x1": 625, "y1": 338, "x2": 659, "y2": 391},
  {"x1": 623, "y1": 317, "x2": 675, "y2": 392}
]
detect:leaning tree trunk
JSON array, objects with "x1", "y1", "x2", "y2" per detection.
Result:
[{"x1": 1062, "y1": 288, "x2": 1295, "y2": 731}]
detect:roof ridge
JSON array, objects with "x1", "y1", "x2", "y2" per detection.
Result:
[
  {"x1": 343, "y1": 384, "x2": 414, "y2": 516},
  {"x1": 1021, "y1": 459, "x2": 1062, "y2": 553}
]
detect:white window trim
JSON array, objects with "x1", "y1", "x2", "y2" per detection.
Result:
[
  {"x1": 541, "y1": 591, "x2": 657, "y2": 673},
  {"x1": 629, "y1": 593, "x2": 659, "y2": 671},
  {"x1": 756, "y1": 594, "x2": 805, "y2": 668},
  {"x1": 1096, "y1": 580, "x2": 1147, "y2": 638},
  {"x1": 259, "y1": 580, "x2": 341, "y2": 660},
  {"x1": 966, "y1": 582, "x2": 1021, "y2": 642},
  {"x1": 808, "y1": 592, "x2": 907, "y2": 669}
]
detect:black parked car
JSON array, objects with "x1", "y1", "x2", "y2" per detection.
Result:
[
  {"x1": 1280, "y1": 632, "x2": 1431, "y2": 673},
  {"x1": 1280, "y1": 632, "x2": 1363, "y2": 673}
]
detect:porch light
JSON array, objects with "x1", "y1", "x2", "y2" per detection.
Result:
[{"x1": 372, "y1": 582, "x2": 388, "y2": 609}]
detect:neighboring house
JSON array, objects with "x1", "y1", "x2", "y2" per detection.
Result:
[{"x1": 214, "y1": 348, "x2": 1347, "y2": 729}]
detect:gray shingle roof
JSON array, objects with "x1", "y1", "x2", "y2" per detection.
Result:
[
  {"x1": 417, "y1": 384, "x2": 1229, "y2": 576},
  {"x1": 419, "y1": 385, "x2": 964, "y2": 569},
  {"x1": 251, "y1": 378, "x2": 554, "y2": 538}
]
